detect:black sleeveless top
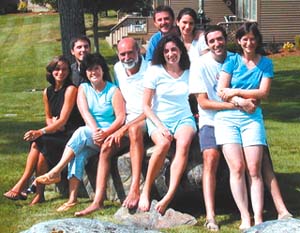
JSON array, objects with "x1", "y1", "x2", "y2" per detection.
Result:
[
  {"x1": 46, "y1": 84, "x2": 84, "y2": 132},
  {"x1": 34, "y1": 84, "x2": 84, "y2": 167}
]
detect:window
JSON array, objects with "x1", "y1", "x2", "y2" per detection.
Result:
[{"x1": 236, "y1": 0, "x2": 257, "y2": 21}]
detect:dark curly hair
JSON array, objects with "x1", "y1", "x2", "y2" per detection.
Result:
[
  {"x1": 46, "y1": 55, "x2": 72, "y2": 87},
  {"x1": 80, "y1": 53, "x2": 112, "y2": 82},
  {"x1": 152, "y1": 34, "x2": 190, "y2": 70}
]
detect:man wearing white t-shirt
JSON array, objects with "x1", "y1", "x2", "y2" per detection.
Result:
[
  {"x1": 190, "y1": 25, "x2": 292, "y2": 230},
  {"x1": 189, "y1": 25, "x2": 256, "y2": 231},
  {"x1": 112, "y1": 37, "x2": 148, "y2": 209}
]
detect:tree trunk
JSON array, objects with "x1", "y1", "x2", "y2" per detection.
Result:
[
  {"x1": 58, "y1": 0, "x2": 86, "y2": 63},
  {"x1": 92, "y1": 11, "x2": 99, "y2": 53}
]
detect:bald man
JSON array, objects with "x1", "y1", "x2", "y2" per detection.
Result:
[{"x1": 112, "y1": 37, "x2": 148, "y2": 209}]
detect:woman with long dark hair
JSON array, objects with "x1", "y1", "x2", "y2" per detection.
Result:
[{"x1": 138, "y1": 35, "x2": 197, "y2": 214}]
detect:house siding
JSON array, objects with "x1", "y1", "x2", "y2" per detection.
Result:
[
  {"x1": 204, "y1": 0, "x2": 235, "y2": 24},
  {"x1": 170, "y1": 0, "x2": 199, "y2": 16},
  {"x1": 258, "y1": 0, "x2": 300, "y2": 43}
]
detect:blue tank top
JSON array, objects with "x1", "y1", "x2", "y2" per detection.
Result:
[{"x1": 81, "y1": 81, "x2": 117, "y2": 129}]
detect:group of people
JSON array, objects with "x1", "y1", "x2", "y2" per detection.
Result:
[{"x1": 4, "y1": 5, "x2": 292, "y2": 231}]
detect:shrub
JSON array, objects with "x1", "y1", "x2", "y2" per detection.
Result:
[
  {"x1": 295, "y1": 35, "x2": 300, "y2": 50},
  {"x1": 226, "y1": 42, "x2": 239, "y2": 53}
]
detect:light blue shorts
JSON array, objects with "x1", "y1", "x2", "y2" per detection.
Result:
[
  {"x1": 215, "y1": 110, "x2": 267, "y2": 147},
  {"x1": 67, "y1": 126, "x2": 100, "y2": 180},
  {"x1": 146, "y1": 115, "x2": 197, "y2": 136}
]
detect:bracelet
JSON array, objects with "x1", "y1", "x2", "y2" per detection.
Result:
[{"x1": 41, "y1": 128, "x2": 47, "y2": 134}]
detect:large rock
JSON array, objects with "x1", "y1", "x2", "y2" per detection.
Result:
[
  {"x1": 244, "y1": 218, "x2": 300, "y2": 233},
  {"x1": 114, "y1": 200, "x2": 198, "y2": 229},
  {"x1": 20, "y1": 218, "x2": 161, "y2": 233}
]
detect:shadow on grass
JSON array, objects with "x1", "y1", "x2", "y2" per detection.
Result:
[
  {"x1": 262, "y1": 69, "x2": 300, "y2": 122},
  {"x1": 0, "y1": 120, "x2": 43, "y2": 154},
  {"x1": 168, "y1": 172, "x2": 299, "y2": 225}
]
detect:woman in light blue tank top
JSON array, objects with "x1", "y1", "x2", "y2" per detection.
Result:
[{"x1": 35, "y1": 53, "x2": 125, "y2": 215}]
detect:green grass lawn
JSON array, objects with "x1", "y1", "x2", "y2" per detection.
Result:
[{"x1": 0, "y1": 12, "x2": 299, "y2": 233}]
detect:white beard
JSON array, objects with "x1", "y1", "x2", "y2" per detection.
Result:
[{"x1": 121, "y1": 56, "x2": 139, "y2": 70}]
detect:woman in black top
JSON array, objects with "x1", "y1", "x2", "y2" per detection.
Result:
[{"x1": 4, "y1": 55, "x2": 83, "y2": 205}]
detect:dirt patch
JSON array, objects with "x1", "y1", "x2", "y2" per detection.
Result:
[{"x1": 268, "y1": 49, "x2": 300, "y2": 58}]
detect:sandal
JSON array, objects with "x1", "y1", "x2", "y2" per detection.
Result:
[
  {"x1": 56, "y1": 202, "x2": 78, "y2": 212},
  {"x1": 3, "y1": 190, "x2": 27, "y2": 201},
  {"x1": 204, "y1": 219, "x2": 219, "y2": 231}
]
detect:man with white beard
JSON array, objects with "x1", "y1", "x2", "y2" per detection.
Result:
[{"x1": 112, "y1": 37, "x2": 148, "y2": 209}]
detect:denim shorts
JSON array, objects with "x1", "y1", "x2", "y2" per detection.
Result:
[
  {"x1": 67, "y1": 126, "x2": 100, "y2": 180},
  {"x1": 146, "y1": 115, "x2": 197, "y2": 136},
  {"x1": 199, "y1": 125, "x2": 218, "y2": 152}
]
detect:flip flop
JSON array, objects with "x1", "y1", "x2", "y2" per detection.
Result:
[
  {"x1": 204, "y1": 218, "x2": 219, "y2": 231},
  {"x1": 56, "y1": 202, "x2": 78, "y2": 212},
  {"x1": 3, "y1": 190, "x2": 27, "y2": 201}
]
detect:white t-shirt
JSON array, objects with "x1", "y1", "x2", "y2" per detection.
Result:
[
  {"x1": 144, "y1": 64, "x2": 192, "y2": 123},
  {"x1": 114, "y1": 56, "x2": 148, "y2": 123},
  {"x1": 187, "y1": 34, "x2": 209, "y2": 62},
  {"x1": 189, "y1": 51, "x2": 232, "y2": 128}
]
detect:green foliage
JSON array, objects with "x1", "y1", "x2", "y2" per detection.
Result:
[
  {"x1": 31, "y1": 0, "x2": 58, "y2": 10},
  {"x1": 226, "y1": 42, "x2": 239, "y2": 53},
  {"x1": 294, "y1": 35, "x2": 300, "y2": 50}
]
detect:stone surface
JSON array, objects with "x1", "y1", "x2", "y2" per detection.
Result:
[
  {"x1": 106, "y1": 135, "x2": 205, "y2": 202},
  {"x1": 20, "y1": 218, "x2": 161, "y2": 233},
  {"x1": 244, "y1": 218, "x2": 300, "y2": 233},
  {"x1": 114, "y1": 200, "x2": 197, "y2": 229},
  {"x1": 56, "y1": 134, "x2": 230, "y2": 204}
]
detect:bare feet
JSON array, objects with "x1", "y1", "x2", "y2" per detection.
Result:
[
  {"x1": 204, "y1": 218, "x2": 219, "y2": 231},
  {"x1": 56, "y1": 201, "x2": 78, "y2": 212},
  {"x1": 74, "y1": 203, "x2": 103, "y2": 217},
  {"x1": 122, "y1": 189, "x2": 140, "y2": 209},
  {"x1": 29, "y1": 194, "x2": 45, "y2": 206},
  {"x1": 278, "y1": 212, "x2": 293, "y2": 220},
  {"x1": 35, "y1": 172, "x2": 61, "y2": 185},
  {"x1": 155, "y1": 197, "x2": 170, "y2": 215},
  {"x1": 138, "y1": 192, "x2": 150, "y2": 212},
  {"x1": 238, "y1": 213, "x2": 251, "y2": 231}
]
